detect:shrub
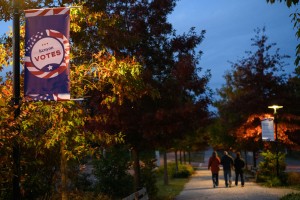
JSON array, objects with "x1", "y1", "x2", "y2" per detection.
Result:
[
  {"x1": 265, "y1": 176, "x2": 281, "y2": 187},
  {"x1": 68, "y1": 159, "x2": 94, "y2": 192},
  {"x1": 286, "y1": 172, "x2": 300, "y2": 185},
  {"x1": 257, "y1": 150, "x2": 286, "y2": 185},
  {"x1": 258, "y1": 150, "x2": 286, "y2": 177},
  {"x1": 156, "y1": 162, "x2": 194, "y2": 179},
  {"x1": 20, "y1": 148, "x2": 60, "y2": 199},
  {"x1": 42, "y1": 192, "x2": 112, "y2": 200},
  {"x1": 93, "y1": 146, "x2": 133, "y2": 199},
  {"x1": 140, "y1": 159, "x2": 158, "y2": 198},
  {"x1": 173, "y1": 164, "x2": 194, "y2": 178},
  {"x1": 280, "y1": 193, "x2": 300, "y2": 200}
]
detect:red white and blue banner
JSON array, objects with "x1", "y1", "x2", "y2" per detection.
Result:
[{"x1": 24, "y1": 7, "x2": 70, "y2": 101}]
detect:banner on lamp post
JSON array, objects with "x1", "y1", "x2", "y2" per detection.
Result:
[
  {"x1": 261, "y1": 118, "x2": 274, "y2": 141},
  {"x1": 24, "y1": 7, "x2": 70, "y2": 101}
]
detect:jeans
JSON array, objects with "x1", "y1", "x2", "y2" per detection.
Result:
[
  {"x1": 212, "y1": 173, "x2": 219, "y2": 186},
  {"x1": 235, "y1": 170, "x2": 244, "y2": 186},
  {"x1": 223, "y1": 169, "x2": 232, "y2": 187}
]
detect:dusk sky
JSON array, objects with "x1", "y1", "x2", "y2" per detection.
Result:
[
  {"x1": 0, "y1": 0, "x2": 298, "y2": 92},
  {"x1": 169, "y1": 0, "x2": 298, "y2": 91}
]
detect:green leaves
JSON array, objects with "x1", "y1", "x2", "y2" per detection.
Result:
[
  {"x1": 71, "y1": 50, "x2": 147, "y2": 107},
  {"x1": 290, "y1": 11, "x2": 300, "y2": 69},
  {"x1": 266, "y1": 0, "x2": 299, "y2": 7}
]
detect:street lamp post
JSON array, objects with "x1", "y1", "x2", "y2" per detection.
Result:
[
  {"x1": 12, "y1": 0, "x2": 21, "y2": 199},
  {"x1": 268, "y1": 105, "x2": 283, "y2": 177}
]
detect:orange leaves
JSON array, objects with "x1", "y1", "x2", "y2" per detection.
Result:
[
  {"x1": 1, "y1": 88, "x2": 11, "y2": 96},
  {"x1": 0, "y1": 87, "x2": 11, "y2": 106},
  {"x1": 0, "y1": 79, "x2": 15, "y2": 148},
  {"x1": 0, "y1": 44, "x2": 9, "y2": 68},
  {"x1": 235, "y1": 113, "x2": 300, "y2": 148},
  {"x1": 63, "y1": 107, "x2": 68, "y2": 114}
]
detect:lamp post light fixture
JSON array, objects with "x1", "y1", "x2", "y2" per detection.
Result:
[
  {"x1": 268, "y1": 105, "x2": 283, "y2": 177},
  {"x1": 268, "y1": 105, "x2": 283, "y2": 114}
]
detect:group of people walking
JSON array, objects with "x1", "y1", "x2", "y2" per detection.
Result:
[{"x1": 208, "y1": 151, "x2": 245, "y2": 188}]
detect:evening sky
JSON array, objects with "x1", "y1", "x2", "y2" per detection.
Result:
[{"x1": 0, "y1": 0, "x2": 298, "y2": 91}]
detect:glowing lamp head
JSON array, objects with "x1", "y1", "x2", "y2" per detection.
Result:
[{"x1": 268, "y1": 105, "x2": 283, "y2": 114}]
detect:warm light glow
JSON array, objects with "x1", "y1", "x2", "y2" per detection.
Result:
[{"x1": 268, "y1": 105, "x2": 283, "y2": 114}]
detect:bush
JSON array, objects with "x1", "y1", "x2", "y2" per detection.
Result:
[
  {"x1": 93, "y1": 146, "x2": 134, "y2": 199},
  {"x1": 20, "y1": 148, "x2": 60, "y2": 199},
  {"x1": 67, "y1": 159, "x2": 94, "y2": 192},
  {"x1": 257, "y1": 150, "x2": 286, "y2": 185},
  {"x1": 280, "y1": 193, "x2": 300, "y2": 200},
  {"x1": 173, "y1": 164, "x2": 194, "y2": 178},
  {"x1": 140, "y1": 159, "x2": 158, "y2": 198},
  {"x1": 156, "y1": 162, "x2": 194, "y2": 179},
  {"x1": 40, "y1": 192, "x2": 112, "y2": 200},
  {"x1": 258, "y1": 150, "x2": 286, "y2": 176},
  {"x1": 286, "y1": 172, "x2": 300, "y2": 185},
  {"x1": 265, "y1": 176, "x2": 281, "y2": 187}
]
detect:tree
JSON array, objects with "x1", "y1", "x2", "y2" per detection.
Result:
[
  {"x1": 266, "y1": 0, "x2": 300, "y2": 148},
  {"x1": 1, "y1": 0, "x2": 212, "y2": 195},
  {"x1": 266, "y1": 0, "x2": 299, "y2": 71},
  {"x1": 0, "y1": 53, "x2": 146, "y2": 199},
  {"x1": 266, "y1": 0, "x2": 299, "y2": 7},
  {"x1": 215, "y1": 27, "x2": 290, "y2": 155},
  {"x1": 69, "y1": 0, "x2": 212, "y2": 188},
  {"x1": 290, "y1": 11, "x2": 300, "y2": 69},
  {"x1": 1, "y1": 5, "x2": 148, "y2": 199}
]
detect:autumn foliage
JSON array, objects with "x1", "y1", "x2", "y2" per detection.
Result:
[{"x1": 235, "y1": 113, "x2": 300, "y2": 149}]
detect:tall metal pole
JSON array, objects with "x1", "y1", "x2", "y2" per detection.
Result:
[
  {"x1": 12, "y1": 0, "x2": 21, "y2": 199},
  {"x1": 268, "y1": 105, "x2": 283, "y2": 178},
  {"x1": 274, "y1": 112, "x2": 279, "y2": 177}
]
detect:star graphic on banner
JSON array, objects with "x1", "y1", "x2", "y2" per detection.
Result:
[{"x1": 48, "y1": 65, "x2": 53, "y2": 70}]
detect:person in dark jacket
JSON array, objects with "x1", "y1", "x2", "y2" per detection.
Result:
[
  {"x1": 208, "y1": 151, "x2": 221, "y2": 188},
  {"x1": 234, "y1": 152, "x2": 245, "y2": 187},
  {"x1": 221, "y1": 151, "x2": 234, "y2": 187}
]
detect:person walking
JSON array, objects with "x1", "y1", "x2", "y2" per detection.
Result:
[
  {"x1": 221, "y1": 151, "x2": 234, "y2": 187},
  {"x1": 234, "y1": 152, "x2": 245, "y2": 187},
  {"x1": 208, "y1": 151, "x2": 221, "y2": 188}
]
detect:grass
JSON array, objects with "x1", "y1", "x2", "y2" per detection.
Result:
[
  {"x1": 154, "y1": 162, "x2": 195, "y2": 199},
  {"x1": 156, "y1": 176, "x2": 189, "y2": 200}
]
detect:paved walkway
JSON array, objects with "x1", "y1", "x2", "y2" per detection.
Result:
[
  {"x1": 175, "y1": 149, "x2": 300, "y2": 200},
  {"x1": 175, "y1": 169, "x2": 298, "y2": 200}
]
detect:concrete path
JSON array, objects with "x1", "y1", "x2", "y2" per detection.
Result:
[
  {"x1": 175, "y1": 169, "x2": 299, "y2": 200},
  {"x1": 175, "y1": 147, "x2": 300, "y2": 200}
]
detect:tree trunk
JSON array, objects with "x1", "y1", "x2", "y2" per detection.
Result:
[
  {"x1": 163, "y1": 150, "x2": 169, "y2": 185},
  {"x1": 253, "y1": 150, "x2": 257, "y2": 168},
  {"x1": 175, "y1": 150, "x2": 178, "y2": 173},
  {"x1": 12, "y1": 141, "x2": 21, "y2": 200},
  {"x1": 179, "y1": 151, "x2": 182, "y2": 164},
  {"x1": 244, "y1": 150, "x2": 248, "y2": 170},
  {"x1": 183, "y1": 151, "x2": 186, "y2": 164},
  {"x1": 132, "y1": 148, "x2": 141, "y2": 191},
  {"x1": 61, "y1": 142, "x2": 68, "y2": 200}
]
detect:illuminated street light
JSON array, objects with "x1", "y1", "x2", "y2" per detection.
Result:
[
  {"x1": 268, "y1": 105, "x2": 283, "y2": 114},
  {"x1": 268, "y1": 105, "x2": 283, "y2": 177}
]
